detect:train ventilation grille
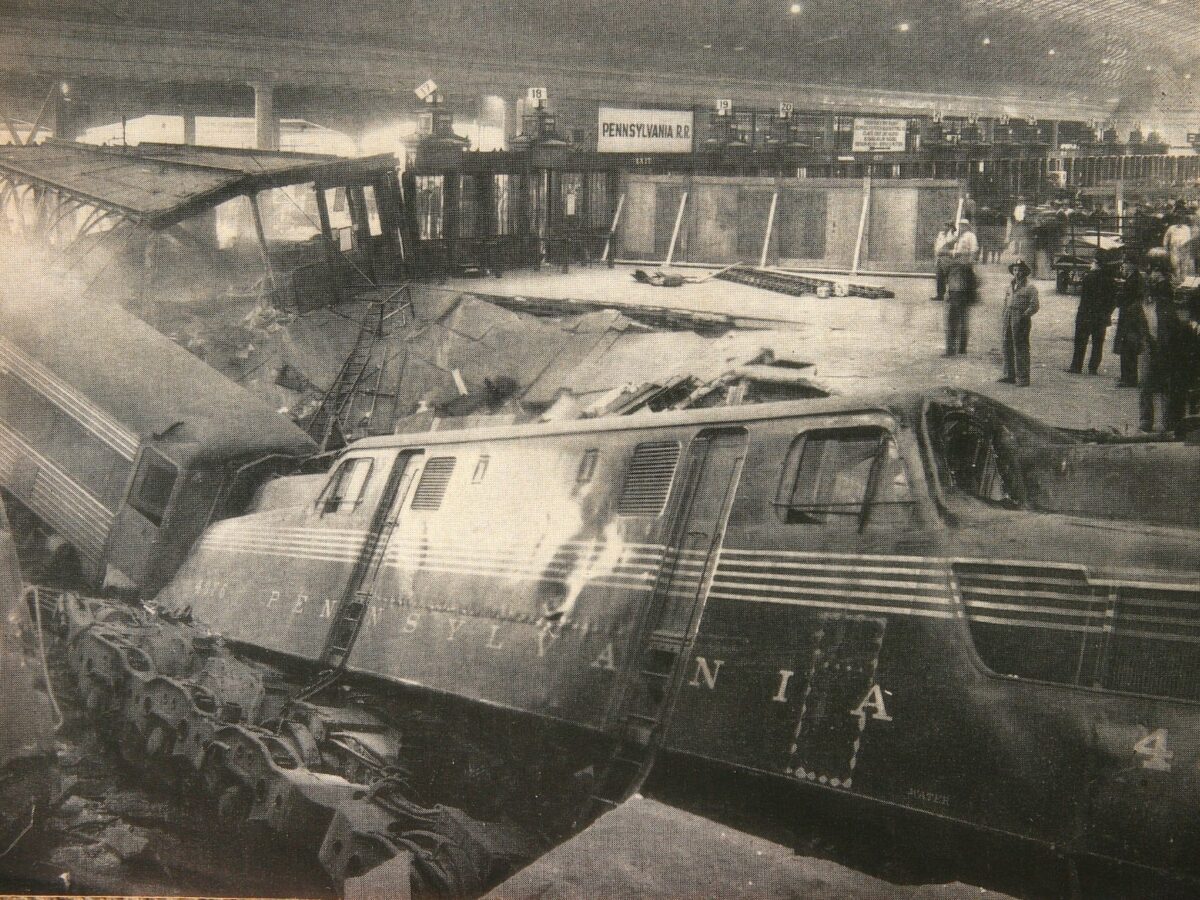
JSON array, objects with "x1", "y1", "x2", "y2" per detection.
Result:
[
  {"x1": 617, "y1": 441, "x2": 681, "y2": 517},
  {"x1": 411, "y1": 457, "x2": 456, "y2": 510}
]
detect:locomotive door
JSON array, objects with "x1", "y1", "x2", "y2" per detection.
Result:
[
  {"x1": 588, "y1": 428, "x2": 747, "y2": 814},
  {"x1": 651, "y1": 428, "x2": 749, "y2": 653},
  {"x1": 319, "y1": 450, "x2": 424, "y2": 668}
]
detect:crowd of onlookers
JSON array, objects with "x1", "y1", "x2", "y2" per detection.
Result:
[{"x1": 932, "y1": 197, "x2": 1200, "y2": 434}]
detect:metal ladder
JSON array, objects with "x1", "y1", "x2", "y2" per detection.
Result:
[
  {"x1": 307, "y1": 286, "x2": 413, "y2": 451},
  {"x1": 581, "y1": 625, "x2": 693, "y2": 821}
]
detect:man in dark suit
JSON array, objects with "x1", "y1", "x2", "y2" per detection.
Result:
[
  {"x1": 1113, "y1": 255, "x2": 1145, "y2": 388},
  {"x1": 1067, "y1": 253, "x2": 1117, "y2": 374}
]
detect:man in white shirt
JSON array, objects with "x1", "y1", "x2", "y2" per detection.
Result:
[
  {"x1": 953, "y1": 213, "x2": 979, "y2": 262},
  {"x1": 1164, "y1": 215, "x2": 1195, "y2": 282},
  {"x1": 931, "y1": 221, "x2": 956, "y2": 302}
]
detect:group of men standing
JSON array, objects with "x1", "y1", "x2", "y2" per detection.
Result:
[
  {"x1": 935, "y1": 214, "x2": 1040, "y2": 386},
  {"x1": 1070, "y1": 248, "x2": 1200, "y2": 433}
]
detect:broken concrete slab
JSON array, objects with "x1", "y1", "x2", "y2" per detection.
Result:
[
  {"x1": 97, "y1": 822, "x2": 151, "y2": 861},
  {"x1": 344, "y1": 850, "x2": 413, "y2": 900}
]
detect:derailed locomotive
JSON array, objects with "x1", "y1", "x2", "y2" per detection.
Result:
[
  {"x1": 54, "y1": 388, "x2": 1200, "y2": 895},
  {"x1": 0, "y1": 290, "x2": 315, "y2": 594}
]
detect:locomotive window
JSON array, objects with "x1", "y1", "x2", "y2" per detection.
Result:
[
  {"x1": 576, "y1": 449, "x2": 599, "y2": 484},
  {"x1": 617, "y1": 442, "x2": 680, "y2": 516},
  {"x1": 931, "y1": 410, "x2": 1018, "y2": 505},
  {"x1": 318, "y1": 457, "x2": 374, "y2": 515},
  {"x1": 128, "y1": 450, "x2": 178, "y2": 527},
  {"x1": 411, "y1": 457, "x2": 457, "y2": 510},
  {"x1": 1102, "y1": 587, "x2": 1200, "y2": 702},
  {"x1": 471, "y1": 455, "x2": 490, "y2": 484},
  {"x1": 776, "y1": 427, "x2": 914, "y2": 529},
  {"x1": 957, "y1": 561, "x2": 1102, "y2": 687}
]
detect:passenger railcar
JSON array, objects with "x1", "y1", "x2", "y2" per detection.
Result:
[
  {"x1": 0, "y1": 291, "x2": 315, "y2": 594},
  {"x1": 156, "y1": 388, "x2": 1200, "y2": 889}
]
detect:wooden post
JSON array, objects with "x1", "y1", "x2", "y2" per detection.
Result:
[
  {"x1": 313, "y1": 184, "x2": 342, "y2": 303},
  {"x1": 850, "y1": 176, "x2": 871, "y2": 275},
  {"x1": 759, "y1": 190, "x2": 778, "y2": 269},
  {"x1": 249, "y1": 193, "x2": 278, "y2": 294},
  {"x1": 665, "y1": 189, "x2": 688, "y2": 268},
  {"x1": 601, "y1": 192, "x2": 625, "y2": 264}
]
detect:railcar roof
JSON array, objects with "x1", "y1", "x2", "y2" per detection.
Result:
[
  {"x1": 0, "y1": 140, "x2": 398, "y2": 229},
  {"x1": 353, "y1": 388, "x2": 1024, "y2": 450},
  {"x1": 0, "y1": 288, "x2": 315, "y2": 463}
]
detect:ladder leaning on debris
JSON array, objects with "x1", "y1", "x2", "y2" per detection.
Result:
[{"x1": 307, "y1": 284, "x2": 414, "y2": 451}]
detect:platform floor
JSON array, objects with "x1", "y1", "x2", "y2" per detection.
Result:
[
  {"x1": 485, "y1": 796, "x2": 1013, "y2": 900},
  {"x1": 448, "y1": 264, "x2": 1148, "y2": 434}
]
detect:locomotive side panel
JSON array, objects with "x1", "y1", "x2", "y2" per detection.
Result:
[
  {"x1": 166, "y1": 449, "x2": 396, "y2": 660},
  {"x1": 346, "y1": 429, "x2": 684, "y2": 729},
  {"x1": 657, "y1": 413, "x2": 1100, "y2": 853}
]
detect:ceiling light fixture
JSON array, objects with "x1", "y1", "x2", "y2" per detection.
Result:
[
  {"x1": 789, "y1": 2, "x2": 802, "y2": 13},
  {"x1": 981, "y1": 36, "x2": 991, "y2": 46},
  {"x1": 897, "y1": 22, "x2": 911, "y2": 32},
  {"x1": 1047, "y1": 48, "x2": 1056, "y2": 56}
]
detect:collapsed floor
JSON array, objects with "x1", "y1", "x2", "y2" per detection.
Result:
[{"x1": 129, "y1": 283, "x2": 828, "y2": 446}]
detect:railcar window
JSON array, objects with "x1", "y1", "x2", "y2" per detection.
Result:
[
  {"x1": 411, "y1": 457, "x2": 457, "y2": 510},
  {"x1": 617, "y1": 442, "x2": 680, "y2": 517},
  {"x1": 128, "y1": 450, "x2": 178, "y2": 527},
  {"x1": 318, "y1": 457, "x2": 374, "y2": 515},
  {"x1": 776, "y1": 427, "x2": 914, "y2": 529}
]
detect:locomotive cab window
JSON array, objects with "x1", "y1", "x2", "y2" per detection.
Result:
[
  {"x1": 318, "y1": 457, "x2": 374, "y2": 515},
  {"x1": 128, "y1": 450, "x2": 178, "y2": 527},
  {"x1": 776, "y1": 427, "x2": 914, "y2": 530}
]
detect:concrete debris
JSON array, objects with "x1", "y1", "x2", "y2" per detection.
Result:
[
  {"x1": 97, "y1": 822, "x2": 152, "y2": 861},
  {"x1": 345, "y1": 850, "x2": 414, "y2": 900},
  {"x1": 133, "y1": 285, "x2": 810, "y2": 439}
]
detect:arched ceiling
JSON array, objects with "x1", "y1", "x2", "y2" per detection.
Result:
[{"x1": 2, "y1": 0, "x2": 1197, "y2": 104}]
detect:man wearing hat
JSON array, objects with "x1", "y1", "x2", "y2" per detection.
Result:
[
  {"x1": 999, "y1": 259, "x2": 1039, "y2": 386},
  {"x1": 1113, "y1": 253, "x2": 1146, "y2": 387},
  {"x1": 1068, "y1": 251, "x2": 1117, "y2": 374}
]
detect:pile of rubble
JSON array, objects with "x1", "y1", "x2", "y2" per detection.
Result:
[{"x1": 135, "y1": 286, "x2": 831, "y2": 443}]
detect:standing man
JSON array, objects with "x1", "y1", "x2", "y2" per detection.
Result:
[
  {"x1": 1068, "y1": 253, "x2": 1116, "y2": 374},
  {"x1": 1163, "y1": 213, "x2": 1195, "y2": 282},
  {"x1": 931, "y1": 220, "x2": 956, "y2": 302},
  {"x1": 999, "y1": 259, "x2": 1040, "y2": 386},
  {"x1": 1113, "y1": 254, "x2": 1145, "y2": 387},
  {"x1": 1136, "y1": 252, "x2": 1179, "y2": 431},
  {"x1": 1010, "y1": 196, "x2": 1032, "y2": 262},
  {"x1": 943, "y1": 215, "x2": 980, "y2": 356}
]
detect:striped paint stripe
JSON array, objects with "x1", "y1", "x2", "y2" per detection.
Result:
[
  {"x1": 0, "y1": 337, "x2": 139, "y2": 459},
  {"x1": 190, "y1": 524, "x2": 1200, "y2": 643},
  {"x1": 0, "y1": 421, "x2": 111, "y2": 560}
]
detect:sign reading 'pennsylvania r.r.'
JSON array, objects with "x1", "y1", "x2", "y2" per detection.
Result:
[
  {"x1": 852, "y1": 117, "x2": 908, "y2": 153},
  {"x1": 597, "y1": 107, "x2": 694, "y2": 153}
]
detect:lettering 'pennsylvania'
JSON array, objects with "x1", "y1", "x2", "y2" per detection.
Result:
[{"x1": 600, "y1": 121, "x2": 692, "y2": 139}]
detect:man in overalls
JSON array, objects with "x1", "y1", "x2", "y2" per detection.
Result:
[{"x1": 999, "y1": 259, "x2": 1040, "y2": 386}]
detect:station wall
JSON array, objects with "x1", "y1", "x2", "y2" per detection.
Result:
[{"x1": 617, "y1": 174, "x2": 960, "y2": 273}]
